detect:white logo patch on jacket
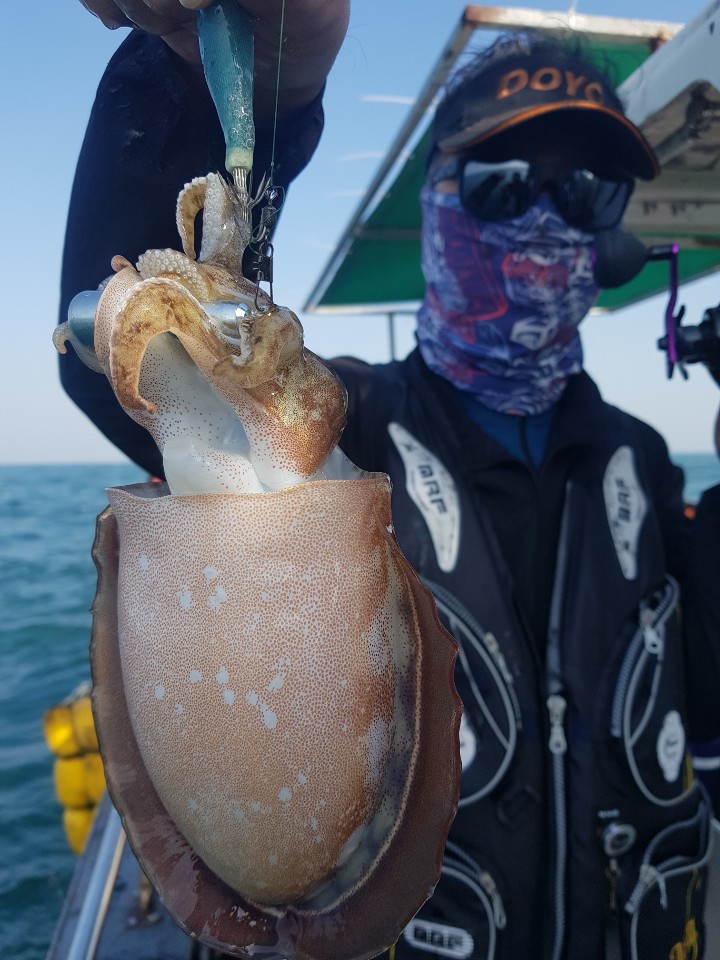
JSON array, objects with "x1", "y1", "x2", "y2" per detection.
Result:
[
  {"x1": 403, "y1": 919, "x2": 474, "y2": 959},
  {"x1": 388, "y1": 422, "x2": 460, "y2": 572},
  {"x1": 657, "y1": 710, "x2": 686, "y2": 783},
  {"x1": 602, "y1": 446, "x2": 648, "y2": 580}
]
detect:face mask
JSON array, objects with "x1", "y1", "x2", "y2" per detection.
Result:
[{"x1": 416, "y1": 186, "x2": 598, "y2": 415}]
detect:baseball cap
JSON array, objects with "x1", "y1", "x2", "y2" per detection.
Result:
[{"x1": 432, "y1": 38, "x2": 659, "y2": 180}]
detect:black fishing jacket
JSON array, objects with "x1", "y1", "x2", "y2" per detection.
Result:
[{"x1": 333, "y1": 349, "x2": 718, "y2": 960}]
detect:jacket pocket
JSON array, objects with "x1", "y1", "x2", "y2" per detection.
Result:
[
  {"x1": 616, "y1": 792, "x2": 712, "y2": 960},
  {"x1": 609, "y1": 576, "x2": 695, "y2": 806},
  {"x1": 424, "y1": 578, "x2": 520, "y2": 805},
  {"x1": 395, "y1": 843, "x2": 507, "y2": 960}
]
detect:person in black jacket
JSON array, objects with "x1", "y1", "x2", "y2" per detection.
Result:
[
  {"x1": 60, "y1": 8, "x2": 720, "y2": 960},
  {"x1": 330, "y1": 39, "x2": 720, "y2": 960}
]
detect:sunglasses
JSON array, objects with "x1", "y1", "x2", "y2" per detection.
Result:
[{"x1": 457, "y1": 158, "x2": 635, "y2": 232}]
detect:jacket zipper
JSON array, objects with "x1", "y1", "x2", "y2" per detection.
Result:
[
  {"x1": 445, "y1": 840, "x2": 508, "y2": 929},
  {"x1": 423, "y1": 577, "x2": 521, "y2": 804},
  {"x1": 545, "y1": 483, "x2": 573, "y2": 960},
  {"x1": 610, "y1": 577, "x2": 678, "y2": 737},
  {"x1": 425, "y1": 577, "x2": 521, "y2": 721},
  {"x1": 625, "y1": 793, "x2": 708, "y2": 916}
]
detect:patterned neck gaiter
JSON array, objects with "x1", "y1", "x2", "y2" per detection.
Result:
[{"x1": 416, "y1": 187, "x2": 598, "y2": 415}]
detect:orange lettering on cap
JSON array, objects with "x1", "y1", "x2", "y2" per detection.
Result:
[
  {"x1": 564, "y1": 71, "x2": 587, "y2": 97},
  {"x1": 530, "y1": 67, "x2": 562, "y2": 92},
  {"x1": 585, "y1": 82, "x2": 604, "y2": 103},
  {"x1": 497, "y1": 68, "x2": 528, "y2": 100}
]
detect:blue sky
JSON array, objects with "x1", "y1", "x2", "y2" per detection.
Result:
[{"x1": 2, "y1": 0, "x2": 719, "y2": 463}]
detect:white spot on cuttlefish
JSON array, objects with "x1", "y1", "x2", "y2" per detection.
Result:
[
  {"x1": 278, "y1": 787, "x2": 292, "y2": 802},
  {"x1": 154, "y1": 684, "x2": 165, "y2": 700},
  {"x1": 188, "y1": 798, "x2": 198, "y2": 812},
  {"x1": 268, "y1": 853, "x2": 279, "y2": 865},
  {"x1": 297, "y1": 772, "x2": 308, "y2": 785},
  {"x1": 261, "y1": 703, "x2": 277, "y2": 729},
  {"x1": 216, "y1": 666, "x2": 229, "y2": 684},
  {"x1": 208, "y1": 584, "x2": 228, "y2": 611},
  {"x1": 175, "y1": 703, "x2": 184, "y2": 716},
  {"x1": 245, "y1": 691, "x2": 277, "y2": 729},
  {"x1": 178, "y1": 589, "x2": 192, "y2": 610},
  {"x1": 203, "y1": 565, "x2": 219, "y2": 581},
  {"x1": 189, "y1": 670, "x2": 202, "y2": 684},
  {"x1": 223, "y1": 689, "x2": 236, "y2": 705},
  {"x1": 138, "y1": 554, "x2": 150, "y2": 571}
]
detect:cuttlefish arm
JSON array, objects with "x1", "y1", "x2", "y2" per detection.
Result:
[
  {"x1": 54, "y1": 171, "x2": 347, "y2": 485},
  {"x1": 103, "y1": 269, "x2": 346, "y2": 481},
  {"x1": 175, "y1": 174, "x2": 251, "y2": 273}
]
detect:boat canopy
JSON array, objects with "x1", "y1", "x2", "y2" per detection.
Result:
[{"x1": 305, "y1": 3, "x2": 720, "y2": 317}]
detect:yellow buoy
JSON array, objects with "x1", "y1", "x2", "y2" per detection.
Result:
[
  {"x1": 63, "y1": 806, "x2": 96, "y2": 855},
  {"x1": 44, "y1": 682, "x2": 105, "y2": 853},
  {"x1": 54, "y1": 753, "x2": 106, "y2": 808},
  {"x1": 43, "y1": 703, "x2": 83, "y2": 758},
  {"x1": 71, "y1": 695, "x2": 99, "y2": 752}
]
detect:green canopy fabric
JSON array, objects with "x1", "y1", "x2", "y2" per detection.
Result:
[{"x1": 306, "y1": 13, "x2": 720, "y2": 316}]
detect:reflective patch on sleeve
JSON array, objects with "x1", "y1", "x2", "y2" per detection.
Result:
[
  {"x1": 388, "y1": 422, "x2": 461, "y2": 573},
  {"x1": 602, "y1": 445, "x2": 648, "y2": 580}
]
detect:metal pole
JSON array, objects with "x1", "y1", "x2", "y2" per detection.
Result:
[
  {"x1": 66, "y1": 804, "x2": 125, "y2": 960},
  {"x1": 388, "y1": 312, "x2": 397, "y2": 361}
]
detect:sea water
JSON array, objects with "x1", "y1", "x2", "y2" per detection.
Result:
[
  {"x1": 0, "y1": 464, "x2": 142, "y2": 960},
  {"x1": 0, "y1": 456, "x2": 718, "y2": 959}
]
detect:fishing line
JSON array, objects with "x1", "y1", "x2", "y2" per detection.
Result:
[
  {"x1": 268, "y1": 0, "x2": 287, "y2": 186},
  {"x1": 248, "y1": 0, "x2": 287, "y2": 302}
]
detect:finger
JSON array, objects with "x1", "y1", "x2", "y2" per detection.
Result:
[
  {"x1": 79, "y1": 0, "x2": 133, "y2": 29},
  {"x1": 112, "y1": 0, "x2": 193, "y2": 32}
]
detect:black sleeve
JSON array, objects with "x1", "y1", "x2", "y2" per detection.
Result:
[
  {"x1": 683, "y1": 483, "x2": 720, "y2": 741},
  {"x1": 58, "y1": 31, "x2": 324, "y2": 476}
]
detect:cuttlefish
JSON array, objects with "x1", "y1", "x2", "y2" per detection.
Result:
[{"x1": 54, "y1": 173, "x2": 461, "y2": 960}]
